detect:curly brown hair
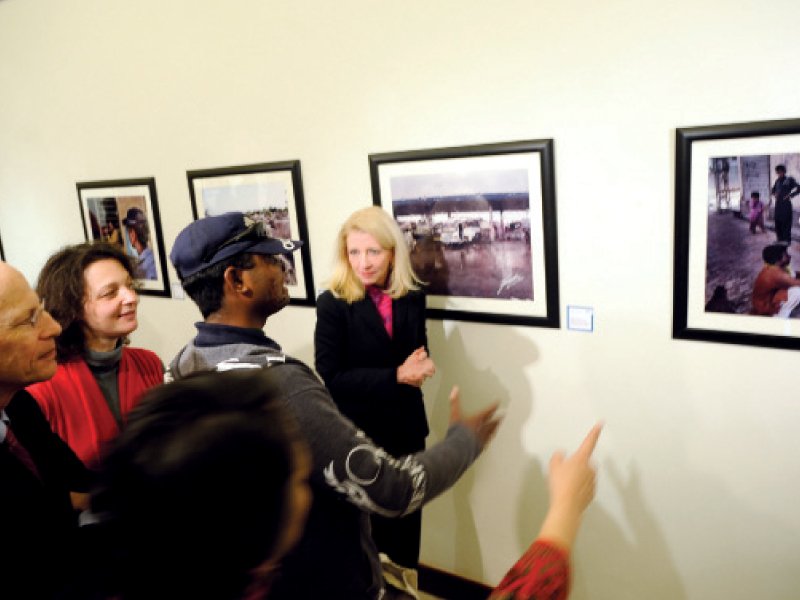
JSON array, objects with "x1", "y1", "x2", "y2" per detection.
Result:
[{"x1": 36, "y1": 242, "x2": 138, "y2": 361}]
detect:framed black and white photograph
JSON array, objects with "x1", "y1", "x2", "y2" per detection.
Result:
[
  {"x1": 370, "y1": 139, "x2": 559, "y2": 327},
  {"x1": 77, "y1": 178, "x2": 170, "y2": 297},
  {"x1": 674, "y1": 117, "x2": 800, "y2": 350},
  {"x1": 187, "y1": 161, "x2": 315, "y2": 306}
]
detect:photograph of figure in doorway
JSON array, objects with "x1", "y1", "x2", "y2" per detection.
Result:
[
  {"x1": 705, "y1": 152, "x2": 800, "y2": 318},
  {"x1": 388, "y1": 168, "x2": 534, "y2": 301},
  {"x1": 86, "y1": 196, "x2": 156, "y2": 281},
  {"x1": 77, "y1": 178, "x2": 170, "y2": 297}
]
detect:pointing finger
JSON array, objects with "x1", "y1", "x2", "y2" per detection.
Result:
[
  {"x1": 576, "y1": 422, "x2": 603, "y2": 460},
  {"x1": 448, "y1": 386, "x2": 461, "y2": 422}
]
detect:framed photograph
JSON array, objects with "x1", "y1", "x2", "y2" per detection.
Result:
[
  {"x1": 370, "y1": 139, "x2": 559, "y2": 327},
  {"x1": 77, "y1": 178, "x2": 170, "y2": 297},
  {"x1": 674, "y1": 118, "x2": 800, "y2": 350},
  {"x1": 187, "y1": 161, "x2": 315, "y2": 306}
]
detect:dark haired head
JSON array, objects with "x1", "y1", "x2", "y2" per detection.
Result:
[
  {"x1": 762, "y1": 243, "x2": 788, "y2": 265},
  {"x1": 122, "y1": 208, "x2": 151, "y2": 247},
  {"x1": 36, "y1": 242, "x2": 137, "y2": 360},
  {"x1": 751, "y1": 191, "x2": 760, "y2": 198},
  {"x1": 776, "y1": 164, "x2": 787, "y2": 174},
  {"x1": 92, "y1": 368, "x2": 308, "y2": 599},
  {"x1": 180, "y1": 253, "x2": 256, "y2": 318}
]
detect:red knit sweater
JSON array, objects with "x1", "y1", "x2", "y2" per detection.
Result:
[
  {"x1": 26, "y1": 347, "x2": 163, "y2": 467},
  {"x1": 489, "y1": 539, "x2": 570, "y2": 600}
]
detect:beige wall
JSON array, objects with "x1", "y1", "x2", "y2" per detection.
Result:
[{"x1": 2, "y1": 1, "x2": 800, "y2": 598}]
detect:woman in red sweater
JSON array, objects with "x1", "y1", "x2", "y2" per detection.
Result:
[
  {"x1": 490, "y1": 423, "x2": 603, "y2": 600},
  {"x1": 26, "y1": 242, "x2": 163, "y2": 467}
]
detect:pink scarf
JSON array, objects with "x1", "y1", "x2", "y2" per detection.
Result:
[{"x1": 367, "y1": 286, "x2": 393, "y2": 338}]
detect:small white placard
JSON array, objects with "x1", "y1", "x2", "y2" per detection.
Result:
[
  {"x1": 567, "y1": 305, "x2": 593, "y2": 332},
  {"x1": 170, "y1": 282, "x2": 186, "y2": 299}
]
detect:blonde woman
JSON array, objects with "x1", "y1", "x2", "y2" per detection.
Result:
[{"x1": 314, "y1": 206, "x2": 435, "y2": 569}]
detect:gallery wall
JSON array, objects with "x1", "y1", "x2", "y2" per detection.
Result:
[{"x1": 2, "y1": 1, "x2": 799, "y2": 598}]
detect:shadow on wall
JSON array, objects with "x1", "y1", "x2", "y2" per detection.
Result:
[
  {"x1": 420, "y1": 319, "x2": 687, "y2": 598},
  {"x1": 507, "y1": 409, "x2": 687, "y2": 597},
  {"x1": 421, "y1": 315, "x2": 800, "y2": 598},
  {"x1": 565, "y1": 341, "x2": 800, "y2": 600},
  {"x1": 569, "y1": 462, "x2": 687, "y2": 600},
  {"x1": 578, "y1": 452, "x2": 800, "y2": 599},
  {"x1": 423, "y1": 321, "x2": 539, "y2": 582},
  {"x1": 513, "y1": 454, "x2": 548, "y2": 560}
]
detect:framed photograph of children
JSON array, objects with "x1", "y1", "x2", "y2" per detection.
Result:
[
  {"x1": 370, "y1": 139, "x2": 560, "y2": 327},
  {"x1": 77, "y1": 177, "x2": 171, "y2": 297},
  {"x1": 673, "y1": 117, "x2": 800, "y2": 350},
  {"x1": 187, "y1": 160, "x2": 315, "y2": 307}
]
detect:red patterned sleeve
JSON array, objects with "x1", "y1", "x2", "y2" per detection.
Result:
[{"x1": 488, "y1": 539, "x2": 570, "y2": 600}]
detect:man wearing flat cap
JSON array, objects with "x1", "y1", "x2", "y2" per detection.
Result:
[
  {"x1": 167, "y1": 212, "x2": 501, "y2": 600},
  {"x1": 122, "y1": 207, "x2": 156, "y2": 280}
]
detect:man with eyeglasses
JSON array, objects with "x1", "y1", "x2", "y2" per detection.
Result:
[
  {"x1": 167, "y1": 212, "x2": 501, "y2": 600},
  {"x1": 0, "y1": 262, "x2": 92, "y2": 597}
]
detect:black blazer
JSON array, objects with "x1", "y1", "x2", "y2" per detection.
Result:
[
  {"x1": 314, "y1": 289, "x2": 429, "y2": 455},
  {"x1": 1, "y1": 390, "x2": 91, "y2": 597}
]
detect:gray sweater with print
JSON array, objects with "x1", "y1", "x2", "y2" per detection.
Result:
[{"x1": 168, "y1": 324, "x2": 482, "y2": 600}]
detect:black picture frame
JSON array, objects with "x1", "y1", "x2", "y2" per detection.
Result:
[
  {"x1": 77, "y1": 177, "x2": 171, "y2": 297},
  {"x1": 187, "y1": 160, "x2": 315, "y2": 307},
  {"x1": 370, "y1": 139, "x2": 559, "y2": 327},
  {"x1": 673, "y1": 117, "x2": 800, "y2": 350}
]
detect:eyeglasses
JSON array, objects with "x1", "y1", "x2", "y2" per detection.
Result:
[
  {"x1": 29, "y1": 299, "x2": 47, "y2": 328},
  {"x1": 2, "y1": 299, "x2": 47, "y2": 330},
  {"x1": 202, "y1": 221, "x2": 270, "y2": 263}
]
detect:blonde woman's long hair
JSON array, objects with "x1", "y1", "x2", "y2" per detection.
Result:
[{"x1": 327, "y1": 206, "x2": 422, "y2": 303}]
